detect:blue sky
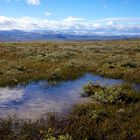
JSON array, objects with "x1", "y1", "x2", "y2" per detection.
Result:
[
  {"x1": 0, "y1": 0, "x2": 140, "y2": 19},
  {"x1": 0, "y1": 0, "x2": 140, "y2": 35}
]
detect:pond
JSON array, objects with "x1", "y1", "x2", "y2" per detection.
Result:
[{"x1": 0, "y1": 73, "x2": 139, "y2": 119}]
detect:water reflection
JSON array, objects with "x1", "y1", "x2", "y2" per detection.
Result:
[
  {"x1": 0, "y1": 73, "x2": 139, "y2": 119},
  {"x1": 0, "y1": 87, "x2": 24, "y2": 105}
]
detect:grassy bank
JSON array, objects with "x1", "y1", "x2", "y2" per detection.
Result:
[
  {"x1": 0, "y1": 84, "x2": 140, "y2": 140},
  {"x1": 0, "y1": 39, "x2": 140, "y2": 87}
]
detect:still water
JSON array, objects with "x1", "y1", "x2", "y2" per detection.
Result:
[{"x1": 0, "y1": 73, "x2": 139, "y2": 119}]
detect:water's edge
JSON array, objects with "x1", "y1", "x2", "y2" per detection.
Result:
[{"x1": 0, "y1": 73, "x2": 139, "y2": 119}]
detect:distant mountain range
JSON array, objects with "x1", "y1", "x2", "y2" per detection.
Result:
[{"x1": 0, "y1": 30, "x2": 140, "y2": 41}]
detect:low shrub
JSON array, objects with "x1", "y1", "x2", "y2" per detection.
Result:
[
  {"x1": 83, "y1": 82, "x2": 105, "y2": 97},
  {"x1": 83, "y1": 83, "x2": 139, "y2": 104}
]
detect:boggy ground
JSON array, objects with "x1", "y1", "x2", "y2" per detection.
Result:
[
  {"x1": 0, "y1": 39, "x2": 140, "y2": 86},
  {"x1": 0, "y1": 39, "x2": 140, "y2": 140},
  {"x1": 0, "y1": 84, "x2": 140, "y2": 140}
]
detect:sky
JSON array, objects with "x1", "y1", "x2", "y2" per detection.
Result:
[{"x1": 0, "y1": 0, "x2": 140, "y2": 35}]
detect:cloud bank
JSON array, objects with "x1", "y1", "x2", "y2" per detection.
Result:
[{"x1": 0, "y1": 16, "x2": 140, "y2": 35}]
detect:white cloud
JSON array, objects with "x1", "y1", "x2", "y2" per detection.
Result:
[
  {"x1": 27, "y1": 0, "x2": 40, "y2": 5},
  {"x1": 5, "y1": 0, "x2": 40, "y2": 5},
  {"x1": 0, "y1": 16, "x2": 140, "y2": 35},
  {"x1": 63, "y1": 17, "x2": 85, "y2": 22},
  {"x1": 107, "y1": 21, "x2": 117, "y2": 26},
  {"x1": 45, "y1": 11, "x2": 52, "y2": 16}
]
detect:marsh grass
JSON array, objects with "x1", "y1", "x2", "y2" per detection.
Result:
[{"x1": 0, "y1": 39, "x2": 140, "y2": 87}]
